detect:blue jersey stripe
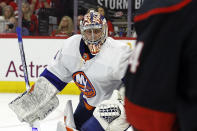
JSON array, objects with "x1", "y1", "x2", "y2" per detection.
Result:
[{"x1": 40, "y1": 69, "x2": 67, "y2": 91}]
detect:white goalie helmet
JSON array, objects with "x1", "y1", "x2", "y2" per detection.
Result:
[{"x1": 80, "y1": 10, "x2": 108, "y2": 55}]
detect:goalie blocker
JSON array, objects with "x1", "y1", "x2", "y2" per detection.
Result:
[{"x1": 9, "y1": 77, "x2": 60, "y2": 125}]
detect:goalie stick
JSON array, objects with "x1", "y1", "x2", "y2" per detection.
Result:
[{"x1": 16, "y1": 27, "x2": 40, "y2": 131}]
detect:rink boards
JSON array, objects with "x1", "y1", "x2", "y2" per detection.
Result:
[{"x1": 0, "y1": 37, "x2": 136, "y2": 94}]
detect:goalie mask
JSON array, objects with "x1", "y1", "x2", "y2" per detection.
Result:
[{"x1": 80, "y1": 10, "x2": 108, "y2": 55}]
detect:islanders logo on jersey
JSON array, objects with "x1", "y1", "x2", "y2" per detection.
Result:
[{"x1": 72, "y1": 71, "x2": 96, "y2": 98}]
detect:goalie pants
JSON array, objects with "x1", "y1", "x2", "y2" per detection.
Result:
[{"x1": 74, "y1": 93, "x2": 104, "y2": 131}]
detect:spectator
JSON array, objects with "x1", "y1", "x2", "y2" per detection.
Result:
[
  {"x1": 97, "y1": 6, "x2": 114, "y2": 37},
  {"x1": 9, "y1": 1, "x2": 17, "y2": 11},
  {"x1": 3, "y1": 16, "x2": 16, "y2": 33},
  {"x1": 0, "y1": 0, "x2": 12, "y2": 5},
  {"x1": 8, "y1": 1, "x2": 18, "y2": 19},
  {"x1": 2, "y1": 5, "x2": 14, "y2": 21},
  {"x1": 0, "y1": 5, "x2": 13, "y2": 32},
  {"x1": 0, "y1": 2, "x2": 6, "y2": 15},
  {"x1": 29, "y1": 0, "x2": 51, "y2": 14},
  {"x1": 77, "y1": 14, "x2": 83, "y2": 34},
  {"x1": 0, "y1": 0, "x2": 14, "y2": 15},
  {"x1": 51, "y1": 16, "x2": 73, "y2": 37},
  {"x1": 22, "y1": 2, "x2": 38, "y2": 36},
  {"x1": 124, "y1": 0, "x2": 197, "y2": 131}
]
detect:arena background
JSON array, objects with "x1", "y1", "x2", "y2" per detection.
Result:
[{"x1": 0, "y1": 36, "x2": 136, "y2": 95}]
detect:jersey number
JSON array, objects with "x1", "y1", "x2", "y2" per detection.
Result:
[{"x1": 129, "y1": 41, "x2": 144, "y2": 73}]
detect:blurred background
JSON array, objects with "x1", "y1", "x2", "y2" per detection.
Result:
[
  {"x1": 0, "y1": 0, "x2": 143, "y2": 37},
  {"x1": 0, "y1": 0, "x2": 142, "y2": 95},
  {"x1": 0, "y1": 1, "x2": 142, "y2": 130}
]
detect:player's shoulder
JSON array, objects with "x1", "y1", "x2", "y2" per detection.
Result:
[
  {"x1": 100, "y1": 37, "x2": 132, "y2": 63},
  {"x1": 106, "y1": 37, "x2": 120, "y2": 45},
  {"x1": 105, "y1": 37, "x2": 131, "y2": 52},
  {"x1": 135, "y1": 0, "x2": 193, "y2": 22},
  {"x1": 68, "y1": 34, "x2": 82, "y2": 40},
  {"x1": 62, "y1": 34, "x2": 82, "y2": 49},
  {"x1": 63, "y1": 34, "x2": 82, "y2": 45},
  {"x1": 61, "y1": 34, "x2": 82, "y2": 55}
]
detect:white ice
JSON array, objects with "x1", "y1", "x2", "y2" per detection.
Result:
[{"x1": 0, "y1": 93, "x2": 79, "y2": 131}]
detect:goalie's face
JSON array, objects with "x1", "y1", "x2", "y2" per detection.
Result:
[
  {"x1": 84, "y1": 28, "x2": 102, "y2": 42},
  {"x1": 84, "y1": 28, "x2": 103, "y2": 55},
  {"x1": 80, "y1": 10, "x2": 108, "y2": 55}
]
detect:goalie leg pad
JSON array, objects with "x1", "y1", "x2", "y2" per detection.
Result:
[{"x1": 9, "y1": 76, "x2": 59, "y2": 124}]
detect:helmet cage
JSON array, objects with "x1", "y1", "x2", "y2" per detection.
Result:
[{"x1": 80, "y1": 10, "x2": 108, "y2": 46}]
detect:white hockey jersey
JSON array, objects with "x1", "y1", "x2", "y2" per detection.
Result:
[{"x1": 45, "y1": 35, "x2": 131, "y2": 107}]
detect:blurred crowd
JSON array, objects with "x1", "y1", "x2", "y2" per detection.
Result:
[
  {"x1": 0, "y1": 0, "x2": 53, "y2": 35},
  {"x1": 0, "y1": 0, "x2": 130, "y2": 37}
]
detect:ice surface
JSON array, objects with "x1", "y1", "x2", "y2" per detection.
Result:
[{"x1": 0, "y1": 93, "x2": 79, "y2": 131}]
